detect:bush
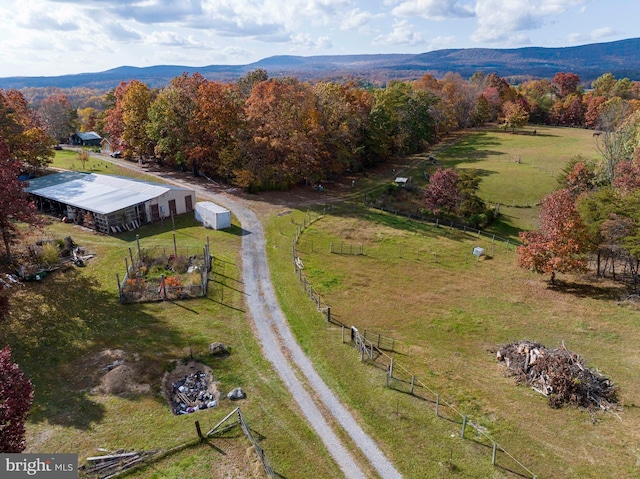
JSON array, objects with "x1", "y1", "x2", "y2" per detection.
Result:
[{"x1": 38, "y1": 243, "x2": 60, "y2": 267}]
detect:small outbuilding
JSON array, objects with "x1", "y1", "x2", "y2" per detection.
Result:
[
  {"x1": 70, "y1": 131, "x2": 102, "y2": 146},
  {"x1": 194, "y1": 202, "x2": 231, "y2": 230}
]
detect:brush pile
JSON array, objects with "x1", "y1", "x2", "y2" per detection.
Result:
[{"x1": 496, "y1": 340, "x2": 618, "y2": 410}]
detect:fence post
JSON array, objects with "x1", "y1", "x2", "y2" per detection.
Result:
[
  {"x1": 410, "y1": 375, "x2": 415, "y2": 395},
  {"x1": 195, "y1": 421, "x2": 203, "y2": 440},
  {"x1": 461, "y1": 415, "x2": 467, "y2": 439},
  {"x1": 136, "y1": 234, "x2": 141, "y2": 259},
  {"x1": 342, "y1": 325, "x2": 345, "y2": 343},
  {"x1": 492, "y1": 442, "x2": 497, "y2": 465},
  {"x1": 330, "y1": 241, "x2": 333, "y2": 253},
  {"x1": 386, "y1": 364, "x2": 391, "y2": 387},
  {"x1": 327, "y1": 306, "x2": 331, "y2": 323},
  {"x1": 435, "y1": 394, "x2": 440, "y2": 417}
]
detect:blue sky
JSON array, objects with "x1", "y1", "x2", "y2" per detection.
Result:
[{"x1": 0, "y1": 0, "x2": 638, "y2": 77}]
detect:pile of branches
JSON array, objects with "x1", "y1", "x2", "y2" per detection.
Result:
[
  {"x1": 496, "y1": 340, "x2": 619, "y2": 410},
  {"x1": 80, "y1": 450, "x2": 160, "y2": 478}
]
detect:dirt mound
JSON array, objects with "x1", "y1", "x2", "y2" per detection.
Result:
[
  {"x1": 70, "y1": 349, "x2": 152, "y2": 396},
  {"x1": 162, "y1": 360, "x2": 220, "y2": 415}
]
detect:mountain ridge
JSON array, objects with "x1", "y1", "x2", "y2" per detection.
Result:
[{"x1": 2, "y1": 37, "x2": 640, "y2": 89}]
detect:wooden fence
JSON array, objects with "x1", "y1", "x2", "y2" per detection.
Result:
[
  {"x1": 116, "y1": 234, "x2": 211, "y2": 304},
  {"x1": 291, "y1": 208, "x2": 538, "y2": 479},
  {"x1": 204, "y1": 407, "x2": 276, "y2": 478}
]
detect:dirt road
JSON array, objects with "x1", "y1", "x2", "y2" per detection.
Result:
[{"x1": 96, "y1": 156, "x2": 402, "y2": 478}]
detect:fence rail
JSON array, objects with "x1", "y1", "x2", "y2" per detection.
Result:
[
  {"x1": 205, "y1": 407, "x2": 276, "y2": 478},
  {"x1": 290, "y1": 208, "x2": 538, "y2": 479},
  {"x1": 116, "y1": 233, "x2": 211, "y2": 304}
]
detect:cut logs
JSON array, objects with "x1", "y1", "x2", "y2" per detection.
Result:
[{"x1": 497, "y1": 340, "x2": 619, "y2": 410}]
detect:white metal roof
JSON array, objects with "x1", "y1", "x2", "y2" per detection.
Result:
[
  {"x1": 25, "y1": 172, "x2": 193, "y2": 215},
  {"x1": 195, "y1": 201, "x2": 229, "y2": 214}
]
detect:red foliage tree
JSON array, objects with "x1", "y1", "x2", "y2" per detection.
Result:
[
  {"x1": 424, "y1": 168, "x2": 461, "y2": 215},
  {"x1": 0, "y1": 347, "x2": 34, "y2": 452},
  {"x1": 0, "y1": 133, "x2": 40, "y2": 263},
  {"x1": 518, "y1": 189, "x2": 589, "y2": 283},
  {"x1": 552, "y1": 72, "x2": 581, "y2": 98}
]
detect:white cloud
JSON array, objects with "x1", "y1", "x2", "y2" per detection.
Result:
[
  {"x1": 566, "y1": 27, "x2": 617, "y2": 44},
  {"x1": 392, "y1": 0, "x2": 475, "y2": 20},
  {"x1": 471, "y1": 0, "x2": 587, "y2": 44},
  {"x1": 426, "y1": 35, "x2": 457, "y2": 50},
  {"x1": 372, "y1": 19, "x2": 424, "y2": 46},
  {"x1": 340, "y1": 8, "x2": 376, "y2": 31},
  {"x1": 145, "y1": 31, "x2": 208, "y2": 48}
]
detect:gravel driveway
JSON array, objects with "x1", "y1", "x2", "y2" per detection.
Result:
[{"x1": 97, "y1": 156, "x2": 402, "y2": 478}]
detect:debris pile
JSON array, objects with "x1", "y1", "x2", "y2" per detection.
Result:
[
  {"x1": 497, "y1": 340, "x2": 618, "y2": 410},
  {"x1": 170, "y1": 370, "x2": 218, "y2": 414},
  {"x1": 80, "y1": 450, "x2": 159, "y2": 478}
]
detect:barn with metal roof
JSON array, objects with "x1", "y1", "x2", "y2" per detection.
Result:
[{"x1": 25, "y1": 172, "x2": 196, "y2": 234}]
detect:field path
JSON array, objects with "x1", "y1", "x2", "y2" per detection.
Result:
[{"x1": 97, "y1": 155, "x2": 402, "y2": 479}]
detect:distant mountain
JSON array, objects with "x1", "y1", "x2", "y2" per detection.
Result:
[{"x1": 2, "y1": 37, "x2": 640, "y2": 90}]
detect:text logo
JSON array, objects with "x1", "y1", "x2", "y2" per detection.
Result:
[{"x1": 0, "y1": 454, "x2": 78, "y2": 478}]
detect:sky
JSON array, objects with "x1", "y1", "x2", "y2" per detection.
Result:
[{"x1": 0, "y1": 0, "x2": 638, "y2": 78}]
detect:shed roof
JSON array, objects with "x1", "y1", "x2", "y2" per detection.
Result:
[
  {"x1": 73, "y1": 131, "x2": 102, "y2": 141},
  {"x1": 25, "y1": 172, "x2": 193, "y2": 215},
  {"x1": 195, "y1": 201, "x2": 230, "y2": 214}
]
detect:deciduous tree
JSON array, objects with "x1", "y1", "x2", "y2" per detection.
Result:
[
  {"x1": 518, "y1": 189, "x2": 589, "y2": 283},
  {"x1": 0, "y1": 134, "x2": 40, "y2": 263},
  {"x1": 38, "y1": 94, "x2": 77, "y2": 144},
  {"x1": 0, "y1": 90, "x2": 53, "y2": 171},
  {"x1": 0, "y1": 347, "x2": 33, "y2": 452},
  {"x1": 424, "y1": 168, "x2": 461, "y2": 215}
]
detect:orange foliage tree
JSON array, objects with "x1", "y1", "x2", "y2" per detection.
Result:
[{"x1": 518, "y1": 189, "x2": 590, "y2": 284}]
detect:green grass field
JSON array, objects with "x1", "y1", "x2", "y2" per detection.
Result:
[
  {"x1": 8, "y1": 126, "x2": 635, "y2": 478},
  {"x1": 262, "y1": 126, "x2": 640, "y2": 478}
]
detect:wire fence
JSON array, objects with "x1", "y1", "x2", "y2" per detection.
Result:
[
  {"x1": 204, "y1": 407, "x2": 276, "y2": 478},
  {"x1": 290, "y1": 208, "x2": 538, "y2": 479},
  {"x1": 116, "y1": 233, "x2": 212, "y2": 304}
]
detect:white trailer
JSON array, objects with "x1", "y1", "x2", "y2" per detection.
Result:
[{"x1": 195, "y1": 202, "x2": 231, "y2": 230}]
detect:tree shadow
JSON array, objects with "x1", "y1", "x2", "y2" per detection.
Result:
[
  {"x1": 3, "y1": 266, "x2": 195, "y2": 430},
  {"x1": 549, "y1": 279, "x2": 625, "y2": 300}
]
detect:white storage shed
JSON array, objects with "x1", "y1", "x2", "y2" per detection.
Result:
[{"x1": 195, "y1": 202, "x2": 231, "y2": 230}]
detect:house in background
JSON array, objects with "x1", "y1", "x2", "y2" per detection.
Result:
[
  {"x1": 25, "y1": 171, "x2": 196, "y2": 234},
  {"x1": 70, "y1": 131, "x2": 102, "y2": 146}
]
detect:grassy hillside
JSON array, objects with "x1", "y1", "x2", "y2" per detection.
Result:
[{"x1": 263, "y1": 126, "x2": 640, "y2": 478}]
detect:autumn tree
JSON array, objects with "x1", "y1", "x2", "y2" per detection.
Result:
[
  {"x1": 76, "y1": 149, "x2": 90, "y2": 170},
  {"x1": 147, "y1": 73, "x2": 206, "y2": 170},
  {"x1": 518, "y1": 189, "x2": 590, "y2": 283},
  {"x1": 244, "y1": 78, "x2": 322, "y2": 189},
  {"x1": 102, "y1": 82, "x2": 127, "y2": 151},
  {"x1": 502, "y1": 101, "x2": 529, "y2": 131},
  {"x1": 552, "y1": 72, "x2": 581, "y2": 99},
  {"x1": 0, "y1": 134, "x2": 40, "y2": 263},
  {"x1": 0, "y1": 347, "x2": 34, "y2": 453},
  {"x1": 424, "y1": 168, "x2": 461, "y2": 215},
  {"x1": 0, "y1": 90, "x2": 54, "y2": 172},
  {"x1": 77, "y1": 107, "x2": 99, "y2": 133},
  {"x1": 38, "y1": 93, "x2": 77, "y2": 144},
  {"x1": 312, "y1": 81, "x2": 371, "y2": 175},
  {"x1": 121, "y1": 80, "x2": 153, "y2": 160},
  {"x1": 189, "y1": 80, "x2": 244, "y2": 180},
  {"x1": 236, "y1": 68, "x2": 269, "y2": 98}
]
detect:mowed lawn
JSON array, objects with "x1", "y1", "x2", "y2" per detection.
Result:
[{"x1": 263, "y1": 126, "x2": 640, "y2": 478}]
